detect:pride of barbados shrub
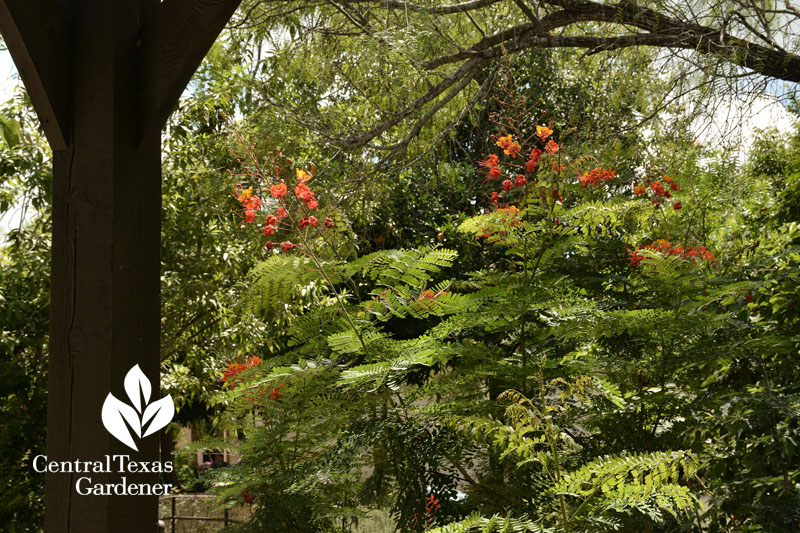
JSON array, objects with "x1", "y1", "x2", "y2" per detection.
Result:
[{"x1": 196, "y1": 78, "x2": 797, "y2": 532}]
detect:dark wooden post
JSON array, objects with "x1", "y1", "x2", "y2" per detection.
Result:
[{"x1": 0, "y1": 0, "x2": 241, "y2": 531}]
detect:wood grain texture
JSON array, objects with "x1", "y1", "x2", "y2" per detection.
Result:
[
  {"x1": 0, "y1": 0, "x2": 70, "y2": 149},
  {"x1": 138, "y1": 0, "x2": 243, "y2": 145}
]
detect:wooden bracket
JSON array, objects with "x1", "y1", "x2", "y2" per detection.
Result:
[
  {"x1": 0, "y1": 0, "x2": 71, "y2": 150},
  {"x1": 139, "y1": 0, "x2": 242, "y2": 147}
]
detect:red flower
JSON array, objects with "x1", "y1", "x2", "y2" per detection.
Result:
[
  {"x1": 529, "y1": 148, "x2": 542, "y2": 161},
  {"x1": 263, "y1": 225, "x2": 275, "y2": 235},
  {"x1": 672, "y1": 201, "x2": 682, "y2": 210},
  {"x1": 525, "y1": 159, "x2": 538, "y2": 173},
  {"x1": 295, "y1": 182, "x2": 314, "y2": 202},
  {"x1": 650, "y1": 181, "x2": 667, "y2": 197},
  {"x1": 579, "y1": 168, "x2": 616, "y2": 188},
  {"x1": 745, "y1": 291, "x2": 753, "y2": 303},
  {"x1": 551, "y1": 188, "x2": 562, "y2": 201},
  {"x1": 300, "y1": 216, "x2": 318, "y2": 229},
  {"x1": 270, "y1": 181, "x2": 287, "y2": 198},
  {"x1": 545, "y1": 140, "x2": 559, "y2": 154},
  {"x1": 244, "y1": 210, "x2": 256, "y2": 223},
  {"x1": 265, "y1": 215, "x2": 277, "y2": 225},
  {"x1": 490, "y1": 191, "x2": 499, "y2": 202},
  {"x1": 243, "y1": 490, "x2": 253, "y2": 504},
  {"x1": 633, "y1": 184, "x2": 647, "y2": 196},
  {"x1": 270, "y1": 383, "x2": 284, "y2": 401},
  {"x1": 265, "y1": 241, "x2": 274, "y2": 249},
  {"x1": 277, "y1": 206, "x2": 288, "y2": 219},
  {"x1": 324, "y1": 217, "x2": 335, "y2": 228},
  {"x1": 241, "y1": 195, "x2": 262, "y2": 211},
  {"x1": 282, "y1": 241, "x2": 295, "y2": 252},
  {"x1": 481, "y1": 154, "x2": 500, "y2": 168},
  {"x1": 307, "y1": 199, "x2": 319, "y2": 210},
  {"x1": 425, "y1": 495, "x2": 441, "y2": 513},
  {"x1": 669, "y1": 181, "x2": 679, "y2": 191},
  {"x1": 629, "y1": 240, "x2": 715, "y2": 266},
  {"x1": 515, "y1": 174, "x2": 527, "y2": 187},
  {"x1": 502, "y1": 179, "x2": 514, "y2": 191},
  {"x1": 489, "y1": 166, "x2": 501, "y2": 179}
]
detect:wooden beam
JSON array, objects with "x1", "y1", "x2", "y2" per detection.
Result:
[
  {"x1": 2, "y1": 0, "x2": 241, "y2": 530},
  {"x1": 0, "y1": 0, "x2": 70, "y2": 149},
  {"x1": 139, "y1": 0, "x2": 243, "y2": 145},
  {"x1": 45, "y1": 3, "x2": 163, "y2": 529}
]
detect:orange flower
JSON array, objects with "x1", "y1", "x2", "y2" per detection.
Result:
[
  {"x1": 295, "y1": 182, "x2": 314, "y2": 202},
  {"x1": 296, "y1": 168, "x2": 312, "y2": 183},
  {"x1": 270, "y1": 181, "x2": 287, "y2": 198},
  {"x1": 483, "y1": 154, "x2": 500, "y2": 167},
  {"x1": 579, "y1": 168, "x2": 616, "y2": 188},
  {"x1": 245, "y1": 195, "x2": 262, "y2": 211},
  {"x1": 277, "y1": 206, "x2": 288, "y2": 219},
  {"x1": 633, "y1": 184, "x2": 647, "y2": 196},
  {"x1": 263, "y1": 225, "x2": 275, "y2": 236},
  {"x1": 489, "y1": 166, "x2": 501, "y2": 179},
  {"x1": 536, "y1": 125, "x2": 553, "y2": 140},
  {"x1": 505, "y1": 140, "x2": 522, "y2": 158},
  {"x1": 496, "y1": 134, "x2": 522, "y2": 158},
  {"x1": 545, "y1": 140, "x2": 559, "y2": 154},
  {"x1": 496, "y1": 134, "x2": 512, "y2": 149},
  {"x1": 502, "y1": 179, "x2": 514, "y2": 191}
]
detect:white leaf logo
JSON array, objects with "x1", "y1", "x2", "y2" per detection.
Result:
[{"x1": 101, "y1": 364, "x2": 174, "y2": 451}]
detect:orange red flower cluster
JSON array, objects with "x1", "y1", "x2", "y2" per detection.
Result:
[
  {"x1": 269, "y1": 383, "x2": 283, "y2": 402},
  {"x1": 425, "y1": 495, "x2": 441, "y2": 514},
  {"x1": 233, "y1": 153, "x2": 336, "y2": 253},
  {"x1": 236, "y1": 187, "x2": 263, "y2": 224},
  {"x1": 579, "y1": 168, "x2": 616, "y2": 188},
  {"x1": 633, "y1": 174, "x2": 682, "y2": 209},
  {"x1": 222, "y1": 356, "x2": 263, "y2": 390},
  {"x1": 629, "y1": 239, "x2": 716, "y2": 267}
]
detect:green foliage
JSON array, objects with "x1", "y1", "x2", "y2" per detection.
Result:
[{"x1": 0, "y1": 90, "x2": 50, "y2": 532}]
